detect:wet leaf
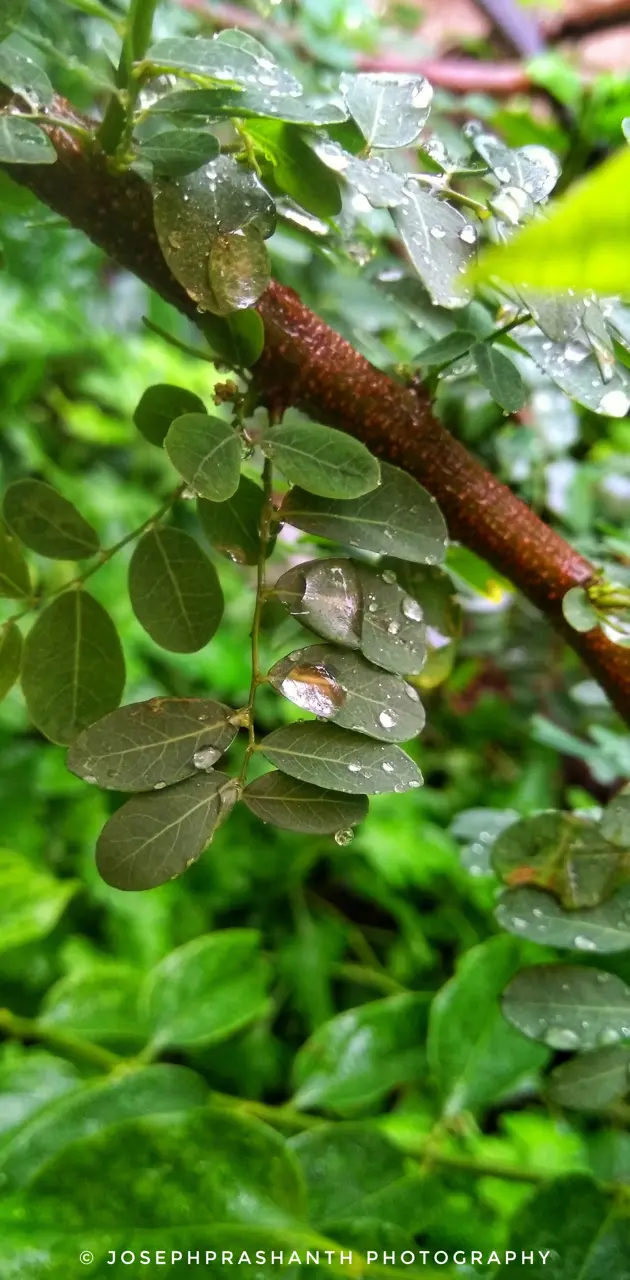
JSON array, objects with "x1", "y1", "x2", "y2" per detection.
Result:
[
  {"x1": 274, "y1": 558, "x2": 362, "y2": 650},
  {"x1": 514, "y1": 322, "x2": 630, "y2": 417},
  {"x1": 517, "y1": 290, "x2": 584, "y2": 344},
  {"x1": 128, "y1": 525, "x2": 224, "y2": 653},
  {"x1": 339, "y1": 72, "x2": 432, "y2": 149},
  {"x1": 502, "y1": 963, "x2": 630, "y2": 1051},
  {"x1": 472, "y1": 343, "x2": 528, "y2": 413},
  {"x1": 415, "y1": 330, "x2": 477, "y2": 370},
  {"x1": 3, "y1": 479, "x2": 100, "y2": 560},
  {"x1": 261, "y1": 417, "x2": 380, "y2": 499},
  {"x1": 96, "y1": 770, "x2": 238, "y2": 891},
  {"x1": 164, "y1": 414, "x2": 241, "y2": 500},
  {"x1": 357, "y1": 563, "x2": 428, "y2": 678},
  {"x1": 137, "y1": 128, "x2": 219, "y2": 176},
  {"x1": 67, "y1": 697, "x2": 238, "y2": 792},
  {"x1": 198, "y1": 474, "x2": 269, "y2": 565},
  {"x1": 146, "y1": 33, "x2": 302, "y2": 96},
  {"x1": 153, "y1": 156, "x2": 276, "y2": 312},
  {"x1": 141, "y1": 930, "x2": 270, "y2": 1051},
  {"x1": 150, "y1": 85, "x2": 348, "y2": 126},
  {"x1": 269, "y1": 644, "x2": 425, "y2": 743},
  {"x1": 562, "y1": 586, "x2": 598, "y2": 633},
  {"x1": 281, "y1": 462, "x2": 448, "y2": 565},
  {"x1": 242, "y1": 771, "x2": 368, "y2": 834},
  {"x1": 0, "y1": 622, "x2": 22, "y2": 703},
  {"x1": 313, "y1": 139, "x2": 407, "y2": 209},
  {"x1": 0, "y1": 115, "x2": 55, "y2": 164},
  {"x1": 0, "y1": 521, "x2": 30, "y2": 598},
  {"x1": 292, "y1": 994, "x2": 427, "y2": 1112},
  {"x1": 0, "y1": 45, "x2": 53, "y2": 105},
  {"x1": 207, "y1": 225, "x2": 270, "y2": 313},
  {"x1": 471, "y1": 134, "x2": 560, "y2": 201},
  {"x1": 382, "y1": 560, "x2": 461, "y2": 689},
  {"x1": 492, "y1": 810, "x2": 624, "y2": 909},
  {"x1": 259, "y1": 721, "x2": 423, "y2": 794},
  {"x1": 601, "y1": 784, "x2": 630, "y2": 847},
  {"x1": 21, "y1": 591, "x2": 125, "y2": 745},
  {"x1": 547, "y1": 1044, "x2": 630, "y2": 1111},
  {"x1": 428, "y1": 937, "x2": 549, "y2": 1115},
  {"x1": 496, "y1": 885, "x2": 630, "y2": 953},
  {"x1": 246, "y1": 119, "x2": 342, "y2": 219},
  {"x1": 133, "y1": 384, "x2": 206, "y2": 448},
  {"x1": 393, "y1": 187, "x2": 477, "y2": 308}
]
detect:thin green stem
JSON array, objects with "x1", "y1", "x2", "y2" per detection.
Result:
[
  {"x1": 330, "y1": 962, "x2": 407, "y2": 995},
  {"x1": 5, "y1": 484, "x2": 184, "y2": 627},
  {"x1": 239, "y1": 456, "x2": 274, "y2": 788},
  {"x1": 142, "y1": 317, "x2": 219, "y2": 364},
  {"x1": 98, "y1": 0, "x2": 159, "y2": 156},
  {"x1": 0, "y1": 1008, "x2": 122, "y2": 1073}
]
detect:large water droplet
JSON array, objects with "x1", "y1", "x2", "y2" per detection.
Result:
[
  {"x1": 573, "y1": 934, "x2": 597, "y2": 952},
  {"x1": 379, "y1": 710, "x2": 397, "y2": 729},
  {"x1": 401, "y1": 595, "x2": 423, "y2": 622},
  {"x1": 334, "y1": 827, "x2": 355, "y2": 846},
  {"x1": 599, "y1": 389, "x2": 630, "y2": 417},
  {"x1": 280, "y1": 662, "x2": 345, "y2": 718},
  {"x1": 193, "y1": 746, "x2": 222, "y2": 771},
  {"x1": 208, "y1": 225, "x2": 270, "y2": 313},
  {"x1": 545, "y1": 1027, "x2": 580, "y2": 1050}
]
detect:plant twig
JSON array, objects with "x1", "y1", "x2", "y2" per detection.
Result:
[
  {"x1": 239, "y1": 456, "x2": 274, "y2": 787},
  {"x1": 0, "y1": 1008, "x2": 122, "y2": 1072}
]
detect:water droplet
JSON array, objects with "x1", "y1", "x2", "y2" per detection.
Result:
[
  {"x1": 381, "y1": 569, "x2": 397, "y2": 585},
  {"x1": 405, "y1": 684, "x2": 420, "y2": 701},
  {"x1": 387, "y1": 620, "x2": 401, "y2": 636},
  {"x1": 495, "y1": 166, "x2": 511, "y2": 184},
  {"x1": 379, "y1": 710, "x2": 396, "y2": 729},
  {"x1": 598, "y1": 1027, "x2": 621, "y2": 1046},
  {"x1": 573, "y1": 935, "x2": 597, "y2": 952},
  {"x1": 348, "y1": 761, "x2": 362, "y2": 773},
  {"x1": 430, "y1": 225, "x2": 446, "y2": 240},
  {"x1": 154, "y1": 781, "x2": 167, "y2": 790},
  {"x1": 409, "y1": 778, "x2": 422, "y2": 789},
  {"x1": 382, "y1": 762, "x2": 395, "y2": 773},
  {"x1": 84, "y1": 774, "x2": 97, "y2": 785},
  {"x1": 334, "y1": 827, "x2": 355, "y2": 846},
  {"x1": 401, "y1": 595, "x2": 423, "y2": 622},
  {"x1": 511, "y1": 916, "x2": 527, "y2": 930},
  {"x1": 280, "y1": 662, "x2": 345, "y2": 718},
  {"x1": 208, "y1": 225, "x2": 270, "y2": 313},
  {"x1": 545, "y1": 1027, "x2": 580, "y2": 1050},
  {"x1": 459, "y1": 224, "x2": 477, "y2": 245},
  {"x1": 599, "y1": 389, "x2": 630, "y2": 417},
  {"x1": 193, "y1": 745, "x2": 221, "y2": 771}
]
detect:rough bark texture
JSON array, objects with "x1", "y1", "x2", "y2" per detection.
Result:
[{"x1": 5, "y1": 100, "x2": 630, "y2": 722}]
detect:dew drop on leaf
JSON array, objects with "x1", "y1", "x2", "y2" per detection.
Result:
[
  {"x1": 545, "y1": 1027, "x2": 580, "y2": 1050},
  {"x1": 280, "y1": 662, "x2": 346, "y2": 717},
  {"x1": 401, "y1": 595, "x2": 423, "y2": 622},
  {"x1": 334, "y1": 827, "x2": 355, "y2": 846},
  {"x1": 208, "y1": 225, "x2": 271, "y2": 314},
  {"x1": 378, "y1": 710, "x2": 396, "y2": 729},
  {"x1": 193, "y1": 746, "x2": 222, "y2": 771}
]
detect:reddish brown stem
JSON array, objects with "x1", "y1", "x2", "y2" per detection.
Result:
[{"x1": 5, "y1": 99, "x2": 630, "y2": 722}]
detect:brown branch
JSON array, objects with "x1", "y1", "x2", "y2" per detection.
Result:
[{"x1": 6, "y1": 99, "x2": 630, "y2": 723}]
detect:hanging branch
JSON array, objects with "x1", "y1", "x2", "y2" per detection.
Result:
[{"x1": 4, "y1": 96, "x2": 630, "y2": 723}]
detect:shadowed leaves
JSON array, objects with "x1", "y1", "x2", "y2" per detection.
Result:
[
  {"x1": 3, "y1": 480, "x2": 99, "y2": 560},
  {"x1": 129, "y1": 526, "x2": 224, "y2": 652},
  {"x1": 242, "y1": 771, "x2": 368, "y2": 833},
  {"x1": 502, "y1": 964, "x2": 630, "y2": 1051},
  {"x1": 164, "y1": 414, "x2": 241, "y2": 501},
  {"x1": 259, "y1": 722, "x2": 423, "y2": 794}
]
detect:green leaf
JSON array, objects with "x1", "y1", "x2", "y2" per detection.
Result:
[
  {"x1": 153, "y1": 156, "x2": 276, "y2": 313},
  {"x1": 381, "y1": 559, "x2": 461, "y2": 689},
  {"x1": 514, "y1": 322, "x2": 630, "y2": 418},
  {"x1": 67, "y1": 696, "x2": 238, "y2": 792},
  {"x1": 496, "y1": 885, "x2": 630, "y2": 954},
  {"x1": 492, "y1": 811, "x2": 623, "y2": 909},
  {"x1": 138, "y1": 127, "x2": 219, "y2": 177},
  {"x1": 0, "y1": 115, "x2": 55, "y2": 164},
  {"x1": 140, "y1": 930, "x2": 270, "y2": 1051},
  {"x1": 601, "y1": 782, "x2": 630, "y2": 846},
  {"x1": 269, "y1": 644, "x2": 425, "y2": 743},
  {"x1": 415, "y1": 329, "x2": 477, "y2": 370},
  {"x1": 474, "y1": 145, "x2": 630, "y2": 295},
  {"x1": 0, "y1": 850, "x2": 77, "y2": 955},
  {"x1": 0, "y1": 1064, "x2": 208, "y2": 1190},
  {"x1": 339, "y1": 72, "x2": 432, "y2": 149},
  {"x1": 472, "y1": 133, "x2": 560, "y2": 201},
  {"x1": 357, "y1": 563, "x2": 428, "y2": 678},
  {"x1": 290, "y1": 1123, "x2": 438, "y2": 1232},
  {"x1": 150, "y1": 85, "x2": 347, "y2": 126},
  {"x1": 39, "y1": 965, "x2": 145, "y2": 1047},
  {"x1": 128, "y1": 525, "x2": 224, "y2": 653},
  {"x1": 164, "y1": 413, "x2": 241, "y2": 500},
  {"x1": 0, "y1": 1050, "x2": 81, "y2": 1141},
  {"x1": 0, "y1": 520, "x2": 30, "y2": 597},
  {"x1": 472, "y1": 342, "x2": 528, "y2": 412},
  {"x1": 201, "y1": 308, "x2": 265, "y2": 367},
  {"x1": 280, "y1": 462, "x2": 448, "y2": 565},
  {"x1": 428, "y1": 937, "x2": 548, "y2": 1116},
  {"x1": 21, "y1": 591, "x2": 125, "y2": 745},
  {"x1": 0, "y1": 45, "x2": 53, "y2": 105},
  {"x1": 0, "y1": 622, "x2": 22, "y2": 703},
  {"x1": 261, "y1": 417, "x2": 380, "y2": 499},
  {"x1": 146, "y1": 34, "x2": 302, "y2": 96},
  {"x1": 562, "y1": 585, "x2": 599, "y2": 632},
  {"x1": 393, "y1": 188, "x2": 477, "y2": 308},
  {"x1": 0, "y1": 1108, "x2": 308, "y2": 1272},
  {"x1": 502, "y1": 963, "x2": 630, "y2": 1051},
  {"x1": 246, "y1": 119, "x2": 342, "y2": 219},
  {"x1": 507, "y1": 1175, "x2": 623, "y2": 1280},
  {"x1": 3, "y1": 479, "x2": 100, "y2": 560},
  {"x1": 132, "y1": 383, "x2": 206, "y2": 448},
  {"x1": 292, "y1": 993, "x2": 427, "y2": 1113},
  {"x1": 547, "y1": 1045, "x2": 630, "y2": 1111},
  {"x1": 198, "y1": 474, "x2": 267, "y2": 564},
  {"x1": 259, "y1": 722, "x2": 423, "y2": 795},
  {"x1": 0, "y1": 1, "x2": 25, "y2": 39},
  {"x1": 314, "y1": 139, "x2": 407, "y2": 209},
  {"x1": 242, "y1": 771, "x2": 368, "y2": 834},
  {"x1": 96, "y1": 770, "x2": 238, "y2": 891}
]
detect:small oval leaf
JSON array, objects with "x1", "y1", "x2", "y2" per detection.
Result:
[
  {"x1": 496, "y1": 885, "x2": 630, "y2": 954},
  {"x1": 96, "y1": 771, "x2": 238, "y2": 890},
  {"x1": 129, "y1": 525, "x2": 224, "y2": 652},
  {"x1": 259, "y1": 722, "x2": 423, "y2": 794},
  {"x1": 472, "y1": 343, "x2": 528, "y2": 413},
  {"x1": 547, "y1": 1045, "x2": 630, "y2": 1111},
  {"x1": 280, "y1": 462, "x2": 448, "y2": 565},
  {"x1": 562, "y1": 586, "x2": 598, "y2": 633},
  {"x1": 21, "y1": 591, "x2": 125, "y2": 745},
  {"x1": 198, "y1": 475, "x2": 267, "y2": 565},
  {"x1": 261, "y1": 417, "x2": 380, "y2": 499},
  {"x1": 67, "y1": 697, "x2": 239, "y2": 792},
  {"x1": 3, "y1": 480, "x2": 100, "y2": 560},
  {"x1": 133, "y1": 384, "x2": 206, "y2": 448},
  {"x1": 0, "y1": 115, "x2": 55, "y2": 164},
  {"x1": 242, "y1": 771, "x2": 368, "y2": 833},
  {"x1": 164, "y1": 414, "x2": 241, "y2": 500},
  {"x1": 0, "y1": 621, "x2": 22, "y2": 703},
  {"x1": 502, "y1": 963, "x2": 630, "y2": 1052},
  {"x1": 0, "y1": 521, "x2": 30, "y2": 598},
  {"x1": 339, "y1": 73, "x2": 433, "y2": 149},
  {"x1": 492, "y1": 811, "x2": 622, "y2": 910},
  {"x1": 138, "y1": 128, "x2": 220, "y2": 177}
]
